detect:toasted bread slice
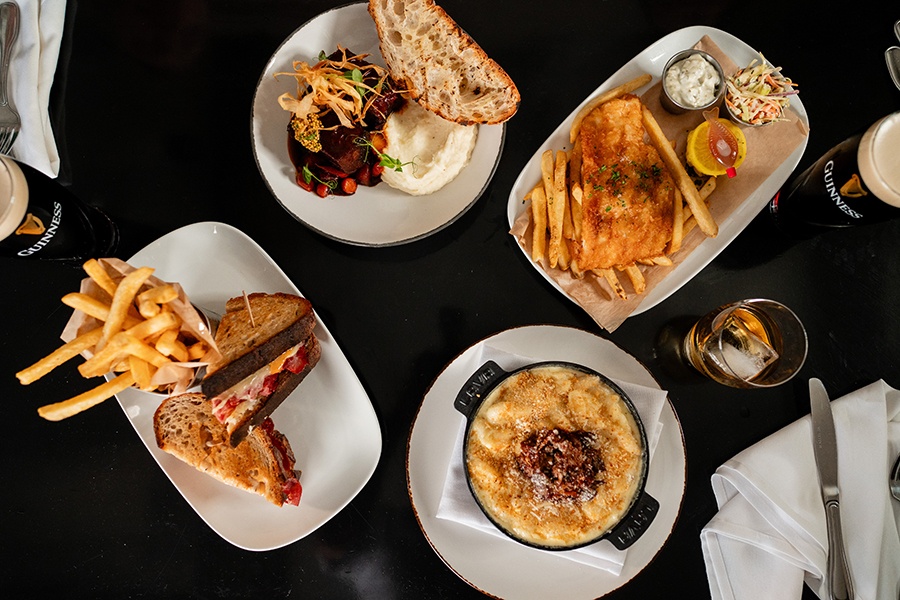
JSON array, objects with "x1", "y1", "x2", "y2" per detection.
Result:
[
  {"x1": 153, "y1": 392, "x2": 302, "y2": 507},
  {"x1": 202, "y1": 292, "x2": 316, "y2": 398},
  {"x1": 368, "y1": 0, "x2": 520, "y2": 125}
]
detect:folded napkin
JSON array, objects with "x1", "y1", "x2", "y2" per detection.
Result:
[
  {"x1": 701, "y1": 380, "x2": 900, "y2": 599},
  {"x1": 436, "y1": 345, "x2": 668, "y2": 575},
  {"x1": 8, "y1": 1, "x2": 66, "y2": 178}
]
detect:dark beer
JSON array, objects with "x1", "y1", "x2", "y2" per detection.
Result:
[
  {"x1": 770, "y1": 112, "x2": 900, "y2": 228},
  {"x1": 0, "y1": 158, "x2": 118, "y2": 261}
]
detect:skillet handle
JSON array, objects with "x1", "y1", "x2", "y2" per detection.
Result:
[
  {"x1": 454, "y1": 360, "x2": 507, "y2": 419},
  {"x1": 607, "y1": 491, "x2": 659, "y2": 550}
]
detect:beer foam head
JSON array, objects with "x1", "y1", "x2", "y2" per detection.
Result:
[
  {"x1": 0, "y1": 156, "x2": 28, "y2": 241},
  {"x1": 859, "y1": 112, "x2": 900, "y2": 208}
]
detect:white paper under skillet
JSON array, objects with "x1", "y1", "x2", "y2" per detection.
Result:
[
  {"x1": 251, "y1": 2, "x2": 506, "y2": 246},
  {"x1": 118, "y1": 222, "x2": 382, "y2": 551},
  {"x1": 507, "y1": 26, "x2": 809, "y2": 318},
  {"x1": 407, "y1": 325, "x2": 687, "y2": 599}
]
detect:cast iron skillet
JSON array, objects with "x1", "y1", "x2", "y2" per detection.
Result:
[{"x1": 454, "y1": 360, "x2": 659, "y2": 551}]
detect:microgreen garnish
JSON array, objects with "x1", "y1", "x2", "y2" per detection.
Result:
[
  {"x1": 302, "y1": 166, "x2": 337, "y2": 189},
  {"x1": 354, "y1": 137, "x2": 415, "y2": 172}
]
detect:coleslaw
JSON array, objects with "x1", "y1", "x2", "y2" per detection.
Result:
[{"x1": 725, "y1": 54, "x2": 798, "y2": 126}]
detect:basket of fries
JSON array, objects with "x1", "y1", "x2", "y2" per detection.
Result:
[{"x1": 16, "y1": 258, "x2": 220, "y2": 421}]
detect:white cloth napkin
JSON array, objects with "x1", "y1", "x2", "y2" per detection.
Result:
[
  {"x1": 8, "y1": 0, "x2": 67, "y2": 178},
  {"x1": 435, "y1": 345, "x2": 668, "y2": 575},
  {"x1": 701, "y1": 380, "x2": 900, "y2": 600}
]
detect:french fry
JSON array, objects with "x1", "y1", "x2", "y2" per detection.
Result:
[
  {"x1": 61, "y1": 293, "x2": 113, "y2": 322},
  {"x1": 129, "y1": 356, "x2": 155, "y2": 391},
  {"x1": 622, "y1": 264, "x2": 646, "y2": 295},
  {"x1": 594, "y1": 268, "x2": 627, "y2": 300},
  {"x1": 568, "y1": 140, "x2": 583, "y2": 240},
  {"x1": 155, "y1": 328, "x2": 190, "y2": 363},
  {"x1": 137, "y1": 284, "x2": 178, "y2": 319},
  {"x1": 37, "y1": 372, "x2": 136, "y2": 422},
  {"x1": 82, "y1": 259, "x2": 118, "y2": 298},
  {"x1": 125, "y1": 311, "x2": 179, "y2": 341},
  {"x1": 569, "y1": 73, "x2": 652, "y2": 143},
  {"x1": 555, "y1": 151, "x2": 574, "y2": 241},
  {"x1": 99, "y1": 267, "x2": 155, "y2": 350},
  {"x1": 187, "y1": 341, "x2": 209, "y2": 361},
  {"x1": 698, "y1": 176, "x2": 717, "y2": 201},
  {"x1": 668, "y1": 189, "x2": 685, "y2": 254},
  {"x1": 78, "y1": 331, "x2": 171, "y2": 378},
  {"x1": 530, "y1": 184, "x2": 548, "y2": 263},
  {"x1": 641, "y1": 105, "x2": 718, "y2": 238},
  {"x1": 15, "y1": 328, "x2": 104, "y2": 385},
  {"x1": 547, "y1": 151, "x2": 566, "y2": 268},
  {"x1": 556, "y1": 231, "x2": 571, "y2": 271},
  {"x1": 567, "y1": 240, "x2": 585, "y2": 279}
]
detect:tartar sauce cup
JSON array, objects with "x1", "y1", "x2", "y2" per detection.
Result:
[{"x1": 660, "y1": 49, "x2": 725, "y2": 114}]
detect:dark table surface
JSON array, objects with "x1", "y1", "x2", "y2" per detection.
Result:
[{"x1": 4, "y1": 1, "x2": 899, "y2": 598}]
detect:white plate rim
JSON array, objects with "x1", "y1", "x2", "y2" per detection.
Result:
[
  {"x1": 406, "y1": 324, "x2": 687, "y2": 599},
  {"x1": 250, "y1": 1, "x2": 506, "y2": 247},
  {"x1": 117, "y1": 221, "x2": 382, "y2": 551},
  {"x1": 506, "y1": 25, "x2": 810, "y2": 317}
]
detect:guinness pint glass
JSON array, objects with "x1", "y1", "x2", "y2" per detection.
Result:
[
  {"x1": 770, "y1": 111, "x2": 900, "y2": 228},
  {"x1": 0, "y1": 156, "x2": 118, "y2": 260}
]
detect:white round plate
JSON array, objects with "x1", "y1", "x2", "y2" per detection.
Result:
[
  {"x1": 407, "y1": 325, "x2": 686, "y2": 598},
  {"x1": 251, "y1": 2, "x2": 505, "y2": 246},
  {"x1": 507, "y1": 26, "x2": 809, "y2": 317}
]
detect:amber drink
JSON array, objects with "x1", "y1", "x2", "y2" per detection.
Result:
[{"x1": 683, "y1": 299, "x2": 807, "y2": 388}]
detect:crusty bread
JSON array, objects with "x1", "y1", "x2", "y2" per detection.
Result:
[
  {"x1": 202, "y1": 292, "x2": 316, "y2": 398},
  {"x1": 153, "y1": 392, "x2": 301, "y2": 507},
  {"x1": 368, "y1": 0, "x2": 520, "y2": 125}
]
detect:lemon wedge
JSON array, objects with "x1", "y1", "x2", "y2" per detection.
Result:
[{"x1": 685, "y1": 118, "x2": 747, "y2": 177}]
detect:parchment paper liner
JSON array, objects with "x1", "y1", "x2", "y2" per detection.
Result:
[
  {"x1": 510, "y1": 37, "x2": 809, "y2": 332},
  {"x1": 60, "y1": 257, "x2": 221, "y2": 394}
]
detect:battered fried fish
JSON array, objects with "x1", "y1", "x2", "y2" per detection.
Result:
[{"x1": 575, "y1": 94, "x2": 675, "y2": 270}]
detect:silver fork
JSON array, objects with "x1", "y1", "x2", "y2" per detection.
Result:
[{"x1": 0, "y1": 2, "x2": 20, "y2": 155}]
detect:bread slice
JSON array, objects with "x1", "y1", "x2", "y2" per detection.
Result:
[
  {"x1": 368, "y1": 0, "x2": 520, "y2": 125},
  {"x1": 153, "y1": 392, "x2": 302, "y2": 507},
  {"x1": 202, "y1": 292, "x2": 316, "y2": 397}
]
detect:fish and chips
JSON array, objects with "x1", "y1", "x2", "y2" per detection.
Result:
[{"x1": 524, "y1": 73, "x2": 719, "y2": 301}]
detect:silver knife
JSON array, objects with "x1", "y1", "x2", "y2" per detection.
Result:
[{"x1": 809, "y1": 378, "x2": 854, "y2": 600}]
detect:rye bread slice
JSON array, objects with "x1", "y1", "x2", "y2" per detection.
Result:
[
  {"x1": 201, "y1": 292, "x2": 316, "y2": 398},
  {"x1": 226, "y1": 333, "x2": 321, "y2": 447}
]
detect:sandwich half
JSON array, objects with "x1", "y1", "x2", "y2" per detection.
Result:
[
  {"x1": 201, "y1": 292, "x2": 321, "y2": 446},
  {"x1": 154, "y1": 392, "x2": 302, "y2": 507}
]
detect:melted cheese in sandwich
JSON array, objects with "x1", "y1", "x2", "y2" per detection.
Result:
[{"x1": 211, "y1": 342, "x2": 303, "y2": 429}]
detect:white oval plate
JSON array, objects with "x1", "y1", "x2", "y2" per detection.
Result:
[
  {"x1": 119, "y1": 221, "x2": 382, "y2": 551},
  {"x1": 507, "y1": 26, "x2": 809, "y2": 316},
  {"x1": 407, "y1": 325, "x2": 686, "y2": 598},
  {"x1": 251, "y1": 2, "x2": 505, "y2": 246}
]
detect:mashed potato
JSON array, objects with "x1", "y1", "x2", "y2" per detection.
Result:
[{"x1": 380, "y1": 100, "x2": 477, "y2": 196}]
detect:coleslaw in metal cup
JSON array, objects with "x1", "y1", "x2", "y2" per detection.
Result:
[{"x1": 454, "y1": 360, "x2": 658, "y2": 551}]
